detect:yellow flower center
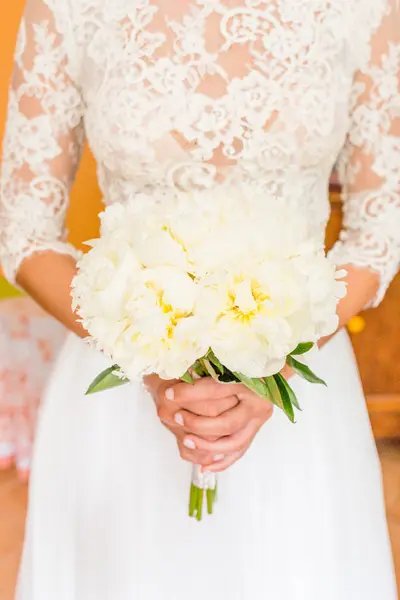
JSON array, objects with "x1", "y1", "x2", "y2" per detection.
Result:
[
  {"x1": 154, "y1": 287, "x2": 189, "y2": 340},
  {"x1": 225, "y1": 278, "x2": 270, "y2": 324}
]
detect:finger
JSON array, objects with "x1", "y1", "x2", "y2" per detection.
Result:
[
  {"x1": 167, "y1": 377, "x2": 241, "y2": 405},
  {"x1": 183, "y1": 419, "x2": 260, "y2": 454},
  {"x1": 159, "y1": 395, "x2": 238, "y2": 421},
  {"x1": 177, "y1": 440, "x2": 215, "y2": 466},
  {"x1": 160, "y1": 418, "x2": 217, "y2": 464},
  {"x1": 232, "y1": 391, "x2": 274, "y2": 425},
  {"x1": 202, "y1": 448, "x2": 248, "y2": 473},
  {"x1": 189, "y1": 395, "x2": 239, "y2": 418},
  {"x1": 174, "y1": 402, "x2": 250, "y2": 437},
  {"x1": 156, "y1": 403, "x2": 179, "y2": 428},
  {"x1": 157, "y1": 397, "x2": 240, "y2": 437}
]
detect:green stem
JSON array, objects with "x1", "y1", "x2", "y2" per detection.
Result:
[
  {"x1": 189, "y1": 483, "x2": 198, "y2": 517},
  {"x1": 206, "y1": 489, "x2": 214, "y2": 514},
  {"x1": 196, "y1": 487, "x2": 203, "y2": 521}
]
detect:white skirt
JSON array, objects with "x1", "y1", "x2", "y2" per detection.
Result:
[{"x1": 16, "y1": 330, "x2": 397, "y2": 600}]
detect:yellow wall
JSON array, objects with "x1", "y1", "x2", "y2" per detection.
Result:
[{"x1": 0, "y1": 2, "x2": 103, "y2": 295}]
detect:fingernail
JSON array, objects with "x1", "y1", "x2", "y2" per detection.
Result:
[
  {"x1": 184, "y1": 439, "x2": 196, "y2": 450},
  {"x1": 213, "y1": 454, "x2": 224, "y2": 462},
  {"x1": 165, "y1": 388, "x2": 174, "y2": 401},
  {"x1": 174, "y1": 413, "x2": 184, "y2": 426}
]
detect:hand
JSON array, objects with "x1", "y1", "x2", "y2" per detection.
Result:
[
  {"x1": 170, "y1": 378, "x2": 274, "y2": 473},
  {"x1": 147, "y1": 375, "x2": 273, "y2": 472},
  {"x1": 144, "y1": 375, "x2": 239, "y2": 467}
]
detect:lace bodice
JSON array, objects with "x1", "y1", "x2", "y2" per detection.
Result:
[{"x1": 1, "y1": 0, "x2": 400, "y2": 306}]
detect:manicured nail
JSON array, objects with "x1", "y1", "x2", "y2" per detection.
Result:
[
  {"x1": 184, "y1": 439, "x2": 196, "y2": 450},
  {"x1": 213, "y1": 454, "x2": 224, "y2": 462},
  {"x1": 165, "y1": 388, "x2": 174, "y2": 401},
  {"x1": 174, "y1": 413, "x2": 184, "y2": 426}
]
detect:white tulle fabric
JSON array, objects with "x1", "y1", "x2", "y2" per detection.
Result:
[
  {"x1": 0, "y1": 1, "x2": 399, "y2": 599},
  {"x1": 17, "y1": 331, "x2": 398, "y2": 600}
]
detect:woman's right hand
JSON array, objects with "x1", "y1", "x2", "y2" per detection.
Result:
[{"x1": 144, "y1": 375, "x2": 238, "y2": 467}]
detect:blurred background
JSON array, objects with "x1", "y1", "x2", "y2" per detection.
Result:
[{"x1": 0, "y1": 2, "x2": 399, "y2": 599}]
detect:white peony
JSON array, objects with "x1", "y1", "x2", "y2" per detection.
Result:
[
  {"x1": 196, "y1": 260, "x2": 313, "y2": 377},
  {"x1": 72, "y1": 184, "x2": 345, "y2": 382}
]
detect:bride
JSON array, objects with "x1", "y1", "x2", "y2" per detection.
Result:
[{"x1": 1, "y1": 1, "x2": 399, "y2": 598}]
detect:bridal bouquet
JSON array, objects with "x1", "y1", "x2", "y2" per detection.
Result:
[{"x1": 72, "y1": 186, "x2": 346, "y2": 520}]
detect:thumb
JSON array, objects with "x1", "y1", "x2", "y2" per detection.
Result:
[{"x1": 166, "y1": 377, "x2": 239, "y2": 405}]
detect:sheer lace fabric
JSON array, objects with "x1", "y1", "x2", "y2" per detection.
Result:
[{"x1": 1, "y1": 0, "x2": 399, "y2": 306}]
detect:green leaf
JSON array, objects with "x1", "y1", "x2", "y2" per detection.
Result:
[
  {"x1": 206, "y1": 349, "x2": 224, "y2": 375},
  {"x1": 218, "y1": 367, "x2": 240, "y2": 383},
  {"x1": 233, "y1": 373, "x2": 270, "y2": 399},
  {"x1": 192, "y1": 360, "x2": 207, "y2": 378},
  {"x1": 233, "y1": 373, "x2": 299, "y2": 423},
  {"x1": 290, "y1": 342, "x2": 314, "y2": 356},
  {"x1": 85, "y1": 365, "x2": 129, "y2": 395},
  {"x1": 263, "y1": 375, "x2": 284, "y2": 410},
  {"x1": 273, "y1": 374, "x2": 296, "y2": 422},
  {"x1": 181, "y1": 370, "x2": 195, "y2": 385},
  {"x1": 287, "y1": 356, "x2": 326, "y2": 386},
  {"x1": 274, "y1": 373, "x2": 302, "y2": 411},
  {"x1": 201, "y1": 359, "x2": 220, "y2": 380}
]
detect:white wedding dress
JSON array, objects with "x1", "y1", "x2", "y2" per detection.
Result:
[{"x1": 1, "y1": 1, "x2": 400, "y2": 598}]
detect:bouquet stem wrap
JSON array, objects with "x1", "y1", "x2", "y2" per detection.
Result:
[{"x1": 189, "y1": 465, "x2": 217, "y2": 520}]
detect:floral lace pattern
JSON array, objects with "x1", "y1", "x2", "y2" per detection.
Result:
[{"x1": 0, "y1": 0, "x2": 400, "y2": 305}]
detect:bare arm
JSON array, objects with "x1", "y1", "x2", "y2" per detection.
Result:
[
  {"x1": 318, "y1": 265, "x2": 379, "y2": 349},
  {"x1": 17, "y1": 253, "x2": 86, "y2": 337},
  {"x1": 0, "y1": 0, "x2": 85, "y2": 336}
]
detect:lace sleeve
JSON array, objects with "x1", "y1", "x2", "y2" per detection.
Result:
[
  {"x1": 329, "y1": 0, "x2": 400, "y2": 307},
  {"x1": 0, "y1": 0, "x2": 84, "y2": 284}
]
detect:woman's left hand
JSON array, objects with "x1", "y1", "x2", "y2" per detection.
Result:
[{"x1": 170, "y1": 378, "x2": 274, "y2": 473}]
